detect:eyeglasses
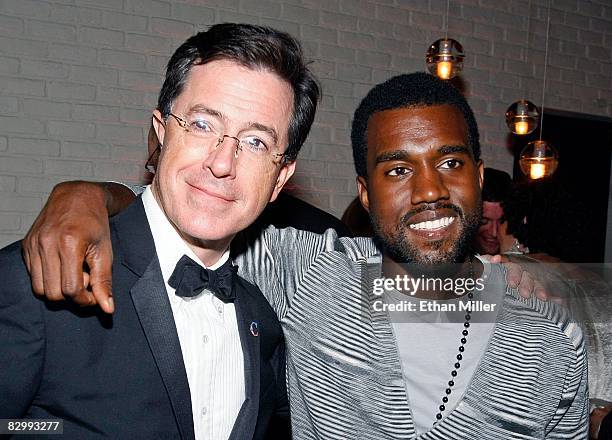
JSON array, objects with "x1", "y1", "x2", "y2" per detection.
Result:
[{"x1": 166, "y1": 113, "x2": 286, "y2": 166}]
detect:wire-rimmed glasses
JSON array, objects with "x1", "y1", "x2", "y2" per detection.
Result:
[{"x1": 168, "y1": 112, "x2": 285, "y2": 164}]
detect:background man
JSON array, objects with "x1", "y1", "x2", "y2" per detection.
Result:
[
  {"x1": 0, "y1": 23, "x2": 325, "y2": 439},
  {"x1": 474, "y1": 167, "x2": 512, "y2": 255},
  {"x1": 20, "y1": 72, "x2": 578, "y2": 438}
]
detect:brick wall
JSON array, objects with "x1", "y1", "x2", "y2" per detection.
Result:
[{"x1": 1, "y1": 0, "x2": 611, "y2": 247}]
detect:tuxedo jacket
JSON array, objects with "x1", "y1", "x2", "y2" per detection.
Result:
[{"x1": 0, "y1": 198, "x2": 289, "y2": 439}]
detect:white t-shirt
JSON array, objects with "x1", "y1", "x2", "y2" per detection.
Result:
[{"x1": 385, "y1": 259, "x2": 504, "y2": 434}]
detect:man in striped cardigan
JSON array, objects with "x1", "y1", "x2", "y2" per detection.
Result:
[
  {"x1": 235, "y1": 72, "x2": 589, "y2": 438},
  {"x1": 21, "y1": 73, "x2": 587, "y2": 438}
]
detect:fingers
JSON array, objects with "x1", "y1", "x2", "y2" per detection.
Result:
[
  {"x1": 86, "y1": 241, "x2": 115, "y2": 314},
  {"x1": 480, "y1": 254, "x2": 508, "y2": 264},
  {"x1": 68, "y1": 271, "x2": 98, "y2": 308},
  {"x1": 59, "y1": 236, "x2": 95, "y2": 307},
  {"x1": 40, "y1": 245, "x2": 64, "y2": 301},
  {"x1": 505, "y1": 262, "x2": 522, "y2": 289},
  {"x1": 22, "y1": 234, "x2": 45, "y2": 296},
  {"x1": 533, "y1": 280, "x2": 551, "y2": 302},
  {"x1": 503, "y1": 261, "x2": 537, "y2": 299},
  {"x1": 505, "y1": 263, "x2": 554, "y2": 301},
  {"x1": 516, "y1": 271, "x2": 535, "y2": 299}
]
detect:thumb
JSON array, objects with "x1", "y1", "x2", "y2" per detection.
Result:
[{"x1": 86, "y1": 242, "x2": 114, "y2": 314}]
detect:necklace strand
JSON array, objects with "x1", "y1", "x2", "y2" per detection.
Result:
[{"x1": 433, "y1": 256, "x2": 475, "y2": 425}]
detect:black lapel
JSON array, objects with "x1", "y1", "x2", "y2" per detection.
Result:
[
  {"x1": 228, "y1": 278, "x2": 261, "y2": 440},
  {"x1": 112, "y1": 198, "x2": 196, "y2": 440}
]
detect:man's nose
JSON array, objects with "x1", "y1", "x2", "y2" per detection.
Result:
[
  {"x1": 202, "y1": 136, "x2": 239, "y2": 178},
  {"x1": 410, "y1": 168, "x2": 450, "y2": 205},
  {"x1": 484, "y1": 221, "x2": 498, "y2": 237}
]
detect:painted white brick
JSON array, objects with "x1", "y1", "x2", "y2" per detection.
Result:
[
  {"x1": 61, "y1": 141, "x2": 110, "y2": 159},
  {"x1": 0, "y1": 0, "x2": 610, "y2": 241},
  {"x1": 0, "y1": 76, "x2": 45, "y2": 96},
  {"x1": 47, "y1": 81, "x2": 96, "y2": 100},
  {"x1": 9, "y1": 138, "x2": 60, "y2": 156},
  {"x1": 0, "y1": 156, "x2": 42, "y2": 174},
  {"x1": 25, "y1": 20, "x2": 76, "y2": 42},
  {"x1": 0, "y1": 96, "x2": 19, "y2": 114},
  {"x1": 45, "y1": 159, "x2": 94, "y2": 177},
  {"x1": 0, "y1": 175, "x2": 16, "y2": 192},
  {"x1": 79, "y1": 26, "x2": 124, "y2": 47}
]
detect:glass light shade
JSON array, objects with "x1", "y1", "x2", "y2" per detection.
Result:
[
  {"x1": 426, "y1": 38, "x2": 465, "y2": 80},
  {"x1": 506, "y1": 100, "x2": 540, "y2": 135},
  {"x1": 519, "y1": 140, "x2": 559, "y2": 180}
]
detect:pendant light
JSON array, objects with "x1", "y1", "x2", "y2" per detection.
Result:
[
  {"x1": 506, "y1": 99, "x2": 539, "y2": 135},
  {"x1": 506, "y1": 0, "x2": 539, "y2": 136},
  {"x1": 518, "y1": 0, "x2": 558, "y2": 180},
  {"x1": 426, "y1": 0, "x2": 464, "y2": 80}
]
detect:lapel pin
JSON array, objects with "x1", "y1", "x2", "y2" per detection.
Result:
[{"x1": 250, "y1": 321, "x2": 259, "y2": 337}]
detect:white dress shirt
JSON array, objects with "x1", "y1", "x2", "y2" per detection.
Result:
[{"x1": 142, "y1": 186, "x2": 245, "y2": 440}]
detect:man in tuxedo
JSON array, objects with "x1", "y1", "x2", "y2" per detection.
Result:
[{"x1": 0, "y1": 23, "x2": 321, "y2": 439}]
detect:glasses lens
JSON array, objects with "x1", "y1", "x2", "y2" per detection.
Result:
[{"x1": 175, "y1": 115, "x2": 283, "y2": 168}]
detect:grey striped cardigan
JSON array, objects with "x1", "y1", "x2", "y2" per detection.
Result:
[{"x1": 234, "y1": 226, "x2": 588, "y2": 439}]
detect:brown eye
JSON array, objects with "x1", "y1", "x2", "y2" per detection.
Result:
[
  {"x1": 387, "y1": 167, "x2": 410, "y2": 176},
  {"x1": 440, "y1": 159, "x2": 463, "y2": 169}
]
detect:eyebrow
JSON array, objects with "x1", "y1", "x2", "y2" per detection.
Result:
[
  {"x1": 374, "y1": 145, "x2": 471, "y2": 165},
  {"x1": 438, "y1": 145, "x2": 470, "y2": 156},
  {"x1": 186, "y1": 104, "x2": 279, "y2": 145}
]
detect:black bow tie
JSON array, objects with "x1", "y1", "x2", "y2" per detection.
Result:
[{"x1": 168, "y1": 255, "x2": 237, "y2": 303}]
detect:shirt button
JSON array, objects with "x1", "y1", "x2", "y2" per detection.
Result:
[
  {"x1": 217, "y1": 306, "x2": 223, "y2": 315},
  {"x1": 202, "y1": 334, "x2": 209, "y2": 344},
  {"x1": 201, "y1": 406, "x2": 207, "y2": 416}
]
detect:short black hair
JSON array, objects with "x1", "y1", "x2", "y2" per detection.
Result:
[
  {"x1": 351, "y1": 72, "x2": 480, "y2": 177},
  {"x1": 158, "y1": 23, "x2": 320, "y2": 162},
  {"x1": 482, "y1": 168, "x2": 512, "y2": 203}
]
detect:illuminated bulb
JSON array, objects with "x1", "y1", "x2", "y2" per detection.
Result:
[
  {"x1": 514, "y1": 120, "x2": 529, "y2": 135},
  {"x1": 529, "y1": 163, "x2": 546, "y2": 179},
  {"x1": 506, "y1": 100, "x2": 539, "y2": 135},
  {"x1": 426, "y1": 39, "x2": 465, "y2": 80},
  {"x1": 437, "y1": 61, "x2": 452, "y2": 80},
  {"x1": 519, "y1": 140, "x2": 559, "y2": 180}
]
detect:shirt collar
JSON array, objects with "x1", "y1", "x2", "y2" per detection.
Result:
[{"x1": 141, "y1": 185, "x2": 230, "y2": 286}]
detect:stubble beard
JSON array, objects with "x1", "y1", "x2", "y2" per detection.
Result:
[{"x1": 370, "y1": 200, "x2": 482, "y2": 273}]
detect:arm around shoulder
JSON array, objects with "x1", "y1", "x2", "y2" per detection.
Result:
[{"x1": 22, "y1": 180, "x2": 136, "y2": 312}]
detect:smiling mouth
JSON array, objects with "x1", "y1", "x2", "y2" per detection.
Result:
[
  {"x1": 408, "y1": 217, "x2": 456, "y2": 231},
  {"x1": 188, "y1": 183, "x2": 235, "y2": 202}
]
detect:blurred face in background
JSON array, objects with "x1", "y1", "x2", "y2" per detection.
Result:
[{"x1": 475, "y1": 201, "x2": 504, "y2": 255}]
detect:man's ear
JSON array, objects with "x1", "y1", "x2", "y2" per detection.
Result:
[
  {"x1": 356, "y1": 175, "x2": 370, "y2": 213},
  {"x1": 477, "y1": 160, "x2": 484, "y2": 191},
  {"x1": 269, "y1": 160, "x2": 296, "y2": 203},
  {"x1": 152, "y1": 110, "x2": 166, "y2": 148}
]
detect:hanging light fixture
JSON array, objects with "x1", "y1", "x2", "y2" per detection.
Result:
[
  {"x1": 519, "y1": 140, "x2": 558, "y2": 179},
  {"x1": 518, "y1": 0, "x2": 558, "y2": 180},
  {"x1": 506, "y1": 99, "x2": 539, "y2": 135},
  {"x1": 505, "y1": 0, "x2": 539, "y2": 136},
  {"x1": 426, "y1": 0, "x2": 464, "y2": 80}
]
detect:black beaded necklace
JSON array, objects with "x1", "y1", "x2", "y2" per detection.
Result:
[{"x1": 433, "y1": 255, "x2": 476, "y2": 425}]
